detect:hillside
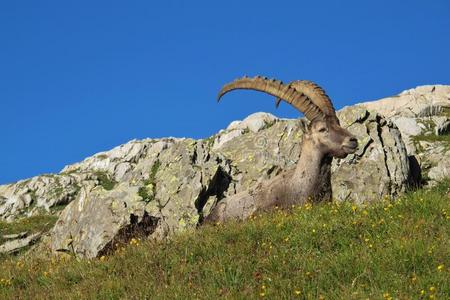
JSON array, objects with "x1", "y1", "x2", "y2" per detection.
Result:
[
  {"x1": 0, "y1": 179, "x2": 448, "y2": 299},
  {"x1": 0, "y1": 84, "x2": 449, "y2": 258}
]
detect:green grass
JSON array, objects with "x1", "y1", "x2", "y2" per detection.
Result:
[
  {"x1": 138, "y1": 160, "x2": 160, "y2": 203},
  {"x1": 0, "y1": 215, "x2": 58, "y2": 244},
  {"x1": 0, "y1": 181, "x2": 449, "y2": 299},
  {"x1": 94, "y1": 171, "x2": 117, "y2": 191},
  {"x1": 0, "y1": 215, "x2": 58, "y2": 261}
]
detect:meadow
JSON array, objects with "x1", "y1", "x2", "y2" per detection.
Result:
[{"x1": 0, "y1": 180, "x2": 449, "y2": 299}]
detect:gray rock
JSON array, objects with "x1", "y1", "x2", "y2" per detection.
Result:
[
  {"x1": 227, "y1": 112, "x2": 278, "y2": 133},
  {"x1": 212, "y1": 129, "x2": 244, "y2": 150},
  {"x1": 358, "y1": 85, "x2": 450, "y2": 118},
  {"x1": 331, "y1": 107, "x2": 410, "y2": 203},
  {"x1": 0, "y1": 232, "x2": 42, "y2": 254},
  {"x1": 2, "y1": 232, "x2": 28, "y2": 240},
  {"x1": 392, "y1": 117, "x2": 423, "y2": 136},
  {"x1": 433, "y1": 117, "x2": 450, "y2": 135},
  {"x1": 49, "y1": 183, "x2": 151, "y2": 258}
]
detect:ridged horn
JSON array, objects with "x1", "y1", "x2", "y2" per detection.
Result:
[
  {"x1": 218, "y1": 76, "x2": 326, "y2": 121},
  {"x1": 275, "y1": 80, "x2": 337, "y2": 121}
]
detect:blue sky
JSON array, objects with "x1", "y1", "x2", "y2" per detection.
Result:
[{"x1": 1, "y1": 0, "x2": 449, "y2": 184}]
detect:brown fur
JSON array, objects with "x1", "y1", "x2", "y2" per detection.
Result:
[{"x1": 205, "y1": 117, "x2": 357, "y2": 223}]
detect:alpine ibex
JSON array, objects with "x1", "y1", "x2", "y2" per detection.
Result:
[{"x1": 205, "y1": 76, "x2": 358, "y2": 223}]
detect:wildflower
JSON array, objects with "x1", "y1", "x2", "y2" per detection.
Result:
[
  {"x1": 351, "y1": 205, "x2": 357, "y2": 212},
  {"x1": 100, "y1": 255, "x2": 106, "y2": 261},
  {"x1": 437, "y1": 264, "x2": 444, "y2": 271},
  {"x1": 429, "y1": 286, "x2": 436, "y2": 293},
  {"x1": 284, "y1": 237, "x2": 289, "y2": 242},
  {"x1": 294, "y1": 290, "x2": 301, "y2": 295},
  {"x1": 420, "y1": 290, "x2": 425, "y2": 295}
]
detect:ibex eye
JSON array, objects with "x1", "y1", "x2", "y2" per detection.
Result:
[{"x1": 319, "y1": 128, "x2": 327, "y2": 133}]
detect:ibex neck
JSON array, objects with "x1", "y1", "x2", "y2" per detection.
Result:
[{"x1": 290, "y1": 137, "x2": 327, "y2": 201}]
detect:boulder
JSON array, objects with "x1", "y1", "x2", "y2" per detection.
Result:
[
  {"x1": 226, "y1": 112, "x2": 278, "y2": 133},
  {"x1": 49, "y1": 183, "x2": 154, "y2": 258}
]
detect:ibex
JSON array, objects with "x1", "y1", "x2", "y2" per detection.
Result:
[{"x1": 205, "y1": 76, "x2": 358, "y2": 223}]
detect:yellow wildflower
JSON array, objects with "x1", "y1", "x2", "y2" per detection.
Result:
[{"x1": 437, "y1": 264, "x2": 444, "y2": 271}]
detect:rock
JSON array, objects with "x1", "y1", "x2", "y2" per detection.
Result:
[
  {"x1": 428, "y1": 156, "x2": 450, "y2": 183},
  {"x1": 392, "y1": 117, "x2": 423, "y2": 136},
  {"x1": 227, "y1": 112, "x2": 278, "y2": 133},
  {"x1": 49, "y1": 183, "x2": 153, "y2": 258},
  {"x1": 331, "y1": 106, "x2": 411, "y2": 203},
  {"x1": 0, "y1": 174, "x2": 85, "y2": 221},
  {"x1": 0, "y1": 232, "x2": 42, "y2": 254},
  {"x1": 2, "y1": 232, "x2": 28, "y2": 240},
  {"x1": 212, "y1": 129, "x2": 244, "y2": 150},
  {"x1": 433, "y1": 117, "x2": 450, "y2": 135},
  {"x1": 358, "y1": 85, "x2": 450, "y2": 118}
]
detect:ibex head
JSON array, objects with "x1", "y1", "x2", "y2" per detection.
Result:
[{"x1": 218, "y1": 76, "x2": 358, "y2": 159}]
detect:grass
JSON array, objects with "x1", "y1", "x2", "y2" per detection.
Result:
[
  {"x1": 0, "y1": 215, "x2": 58, "y2": 261},
  {"x1": 0, "y1": 215, "x2": 58, "y2": 244},
  {"x1": 0, "y1": 181, "x2": 449, "y2": 299},
  {"x1": 94, "y1": 171, "x2": 117, "y2": 191},
  {"x1": 412, "y1": 134, "x2": 450, "y2": 154},
  {"x1": 138, "y1": 160, "x2": 160, "y2": 203}
]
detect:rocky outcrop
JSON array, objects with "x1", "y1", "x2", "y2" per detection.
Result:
[
  {"x1": 358, "y1": 85, "x2": 450, "y2": 118},
  {"x1": 43, "y1": 107, "x2": 409, "y2": 257},
  {"x1": 1, "y1": 85, "x2": 448, "y2": 258},
  {"x1": 357, "y1": 84, "x2": 450, "y2": 184}
]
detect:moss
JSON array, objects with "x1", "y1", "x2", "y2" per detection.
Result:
[
  {"x1": 94, "y1": 171, "x2": 117, "y2": 191},
  {"x1": 260, "y1": 120, "x2": 276, "y2": 131},
  {"x1": 138, "y1": 160, "x2": 160, "y2": 203},
  {"x1": 440, "y1": 107, "x2": 450, "y2": 118}
]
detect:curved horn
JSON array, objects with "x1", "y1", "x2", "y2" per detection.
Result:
[
  {"x1": 218, "y1": 76, "x2": 326, "y2": 121},
  {"x1": 275, "y1": 80, "x2": 337, "y2": 121}
]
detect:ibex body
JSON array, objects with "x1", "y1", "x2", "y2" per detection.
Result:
[{"x1": 205, "y1": 76, "x2": 358, "y2": 223}]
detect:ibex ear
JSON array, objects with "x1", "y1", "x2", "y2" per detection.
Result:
[{"x1": 298, "y1": 118, "x2": 310, "y2": 134}]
